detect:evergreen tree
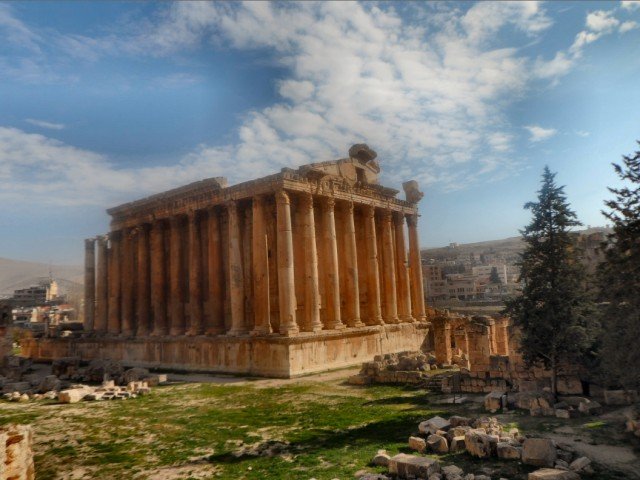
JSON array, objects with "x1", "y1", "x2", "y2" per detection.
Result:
[
  {"x1": 505, "y1": 167, "x2": 595, "y2": 397},
  {"x1": 598, "y1": 143, "x2": 640, "y2": 390},
  {"x1": 489, "y1": 266, "x2": 501, "y2": 284}
]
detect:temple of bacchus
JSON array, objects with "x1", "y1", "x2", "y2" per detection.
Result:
[{"x1": 23, "y1": 145, "x2": 432, "y2": 377}]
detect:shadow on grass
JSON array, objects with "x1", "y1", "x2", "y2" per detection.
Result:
[{"x1": 206, "y1": 415, "x2": 426, "y2": 466}]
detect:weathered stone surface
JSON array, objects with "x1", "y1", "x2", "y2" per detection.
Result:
[
  {"x1": 528, "y1": 468, "x2": 580, "y2": 480},
  {"x1": 450, "y1": 436, "x2": 466, "y2": 453},
  {"x1": 427, "y1": 434, "x2": 449, "y2": 454},
  {"x1": 578, "y1": 400, "x2": 601, "y2": 415},
  {"x1": 569, "y1": 456, "x2": 591, "y2": 472},
  {"x1": 522, "y1": 438, "x2": 557, "y2": 467},
  {"x1": 419, "y1": 416, "x2": 450, "y2": 435},
  {"x1": 388, "y1": 453, "x2": 440, "y2": 478},
  {"x1": 121, "y1": 367, "x2": 150, "y2": 384},
  {"x1": 58, "y1": 387, "x2": 93, "y2": 404},
  {"x1": 484, "y1": 391, "x2": 505, "y2": 413},
  {"x1": 1, "y1": 424, "x2": 35, "y2": 480},
  {"x1": 496, "y1": 442, "x2": 521, "y2": 460},
  {"x1": 442, "y1": 465, "x2": 464, "y2": 479},
  {"x1": 449, "y1": 416, "x2": 472, "y2": 427},
  {"x1": 38, "y1": 375, "x2": 61, "y2": 393},
  {"x1": 464, "y1": 429, "x2": 496, "y2": 458},
  {"x1": 604, "y1": 390, "x2": 638, "y2": 406},
  {"x1": 408, "y1": 436, "x2": 427, "y2": 453}
]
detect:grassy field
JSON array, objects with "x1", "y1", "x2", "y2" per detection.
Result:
[{"x1": 0, "y1": 370, "x2": 637, "y2": 479}]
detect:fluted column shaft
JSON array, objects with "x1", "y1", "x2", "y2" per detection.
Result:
[
  {"x1": 407, "y1": 213, "x2": 427, "y2": 321},
  {"x1": 251, "y1": 196, "x2": 271, "y2": 335},
  {"x1": 207, "y1": 208, "x2": 225, "y2": 335},
  {"x1": 227, "y1": 201, "x2": 247, "y2": 335},
  {"x1": 84, "y1": 238, "x2": 95, "y2": 332},
  {"x1": 322, "y1": 198, "x2": 344, "y2": 330},
  {"x1": 120, "y1": 229, "x2": 135, "y2": 336},
  {"x1": 276, "y1": 190, "x2": 299, "y2": 336},
  {"x1": 394, "y1": 213, "x2": 413, "y2": 322},
  {"x1": 136, "y1": 224, "x2": 150, "y2": 336},
  {"x1": 187, "y1": 211, "x2": 203, "y2": 335},
  {"x1": 169, "y1": 216, "x2": 185, "y2": 335},
  {"x1": 380, "y1": 211, "x2": 399, "y2": 323},
  {"x1": 300, "y1": 194, "x2": 322, "y2": 332},
  {"x1": 107, "y1": 232, "x2": 121, "y2": 334},
  {"x1": 364, "y1": 206, "x2": 383, "y2": 325},
  {"x1": 151, "y1": 221, "x2": 168, "y2": 335},
  {"x1": 95, "y1": 235, "x2": 108, "y2": 333},
  {"x1": 342, "y1": 202, "x2": 363, "y2": 327}
]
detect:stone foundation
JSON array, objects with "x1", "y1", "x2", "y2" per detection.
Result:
[{"x1": 20, "y1": 322, "x2": 429, "y2": 378}]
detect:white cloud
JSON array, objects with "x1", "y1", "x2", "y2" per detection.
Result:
[
  {"x1": 525, "y1": 125, "x2": 557, "y2": 142},
  {"x1": 621, "y1": 1, "x2": 640, "y2": 11},
  {"x1": 585, "y1": 10, "x2": 619, "y2": 33},
  {"x1": 619, "y1": 20, "x2": 638, "y2": 33},
  {"x1": 25, "y1": 119, "x2": 65, "y2": 130},
  {"x1": 575, "y1": 130, "x2": 590, "y2": 137}
]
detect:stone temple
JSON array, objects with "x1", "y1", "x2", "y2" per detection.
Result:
[{"x1": 24, "y1": 145, "x2": 431, "y2": 377}]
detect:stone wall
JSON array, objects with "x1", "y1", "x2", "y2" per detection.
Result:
[{"x1": 20, "y1": 322, "x2": 429, "y2": 378}]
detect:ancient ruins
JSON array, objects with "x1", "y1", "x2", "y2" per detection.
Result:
[{"x1": 21, "y1": 145, "x2": 430, "y2": 377}]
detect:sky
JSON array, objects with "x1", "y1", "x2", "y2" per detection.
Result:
[{"x1": 1, "y1": 1, "x2": 639, "y2": 265}]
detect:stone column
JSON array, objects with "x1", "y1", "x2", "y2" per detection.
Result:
[
  {"x1": 120, "y1": 228, "x2": 135, "y2": 337},
  {"x1": 299, "y1": 193, "x2": 322, "y2": 333},
  {"x1": 186, "y1": 211, "x2": 203, "y2": 335},
  {"x1": 380, "y1": 210, "x2": 399, "y2": 324},
  {"x1": 394, "y1": 213, "x2": 413, "y2": 322},
  {"x1": 407, "y1": 213, "x2": 427, "y2": 321},
  {"x1": 364, "y1": 205, "x2": 383, "y2": 325},
  {"x1": 150, "y1": 220, "x2": 167, "y2": 336},
  {"x1": 84, "y1": 238, "x2": 95, "y2": 332},
  {"x1": 342, "y1": 202, "x2": 363, "y2": 328},
  {"x1": 251, "y1": 196, "x2": 271, "y2": 335},
  {"x1": 227, "y1": 201, "x2": 247, "y2": 336},
  {"x1": 276, "y1": 190, "x2": 299, "y2": 336},
  {"x1": 321, "y1": 197, "x2": 345, "y2": 330},
  {"x1": 169, "y1": 216, "x2": 185, "y2": 336},
  {"x1": 95, "y1": 235, "x2": 108, "y2": 333},
  {"x1": 107, "y1": 231, "x2": 121, "y2": 335},
  {"x1": 207, "y1": 208, "x2": 225, "y2": 335},
  {"x1": 432, "y1": 315, "x2": 452, "y2": 365},
  {"x1": 136, "y1": 224, "x2": 150, "y2": 337}
]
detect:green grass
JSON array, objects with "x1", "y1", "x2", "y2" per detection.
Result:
[{"x1": 1, "y1": 378, "x2": 637, "y2": 479}]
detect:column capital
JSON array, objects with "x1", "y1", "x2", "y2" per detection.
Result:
[
  {"x1": 322, "y1": 196, "x2": 336, "y2": 210},
  {"x1": 364, "y1": 204, "x2": 376, "y2": 218},
  {"x1": 394, "y1": 211, "x2": 406, "y2": 223},
  {"x1": 275, "y1": 189, "x2": 290, "y2": 205},
  {"x1": 252, "y1": 194, "x2": 267, "y2": 206},
  {"x1": 379, "y1": 209, "x2": 393, "y2": 222},
  {"x1": 299, "y1": 192, "x2": 314, "y2": 210},
  {"x1": 406, "y1": 212, "x2": 419, "y2": 227},
  {"x1": 84, "y1": 238, "x2": 96, "y2": 248}
]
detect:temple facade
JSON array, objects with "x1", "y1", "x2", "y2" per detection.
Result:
[{"x1": 23, "y1": 145, "x2": 431, "y2": 377}]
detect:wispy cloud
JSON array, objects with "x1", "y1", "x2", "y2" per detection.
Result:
[
  {"x1": 575, "y1": 130, "x2": 590, "y2": 137},
  {"x1": 525, "y1": 125, "x2": 557, "y2": 142},
  {"x1": 25, "y1": 119, "x2": 65, "y2": 130},
  {"x1": 621, "y1": 1, "x2": 640, "y2": 11}
]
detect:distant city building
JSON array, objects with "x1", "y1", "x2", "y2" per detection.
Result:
[{"x1": 12, "y1": 280, "x2": 59, "y2": 307}]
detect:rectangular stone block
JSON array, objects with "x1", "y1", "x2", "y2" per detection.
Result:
[{"x1": 388, "y1": 453, "x2": 440, "y2": 478}]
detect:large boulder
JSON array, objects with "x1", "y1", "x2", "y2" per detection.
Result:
[
  {"x1": 441, "y1": 465, "x2": 464, "y2": 480},
  {"x1": 464, "y1": 429, "x2": 497, "y2": 458},
  {"x1": 121, "y1": 367, "x2": 150, "y2": 384},
  {"x1": 528, "y1": 468, "x2": 579, "y2": 480},
  {"x1": 604, "y1": 389, "x2": 638, "y2": 406},
  {"x1": 449, "y1": 416, "x2": 472, "y2": 428},
  {"x1": 522, "y1": 438, "x2": 557, "y2": 467},
  {"x1": 449, "y1": 436, "x2": 466, "y2": 453},
  {"x1": 81, "y1": 359, "x2": 124, "y2": 383},
  {"x1": 37, "y1": 375, "x2": 61, "y2": 393},
  {"x1": 569, "y1": 456, "x2": 591, "y2": 472},
  {"x1": 419, "y1": 416, "x2": 450, "y2": 435},
  {"x1": 388, "y1": 453, "x2": 440, "y2": 478},
  {"x1": 58, "y1": 386, "x2": 94, "y2": 404},
  {"x1": 371, "y1": 450, "x2": 391, "y2": 467}
]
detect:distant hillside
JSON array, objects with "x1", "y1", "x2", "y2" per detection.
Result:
[
  {"x1": 422, "y1": 226, "x2": 611, "y2": 259},
  {"x1": 0, "y1": 257, "x2": 83, "y2": 297}
]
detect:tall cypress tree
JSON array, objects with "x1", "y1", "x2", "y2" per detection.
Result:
[
  {"x1": 505, "y1": 167, "x2": 595, "y2": 397},
  {"x1": 599, "y1": 143, "x2": 640, "y2": 390}
]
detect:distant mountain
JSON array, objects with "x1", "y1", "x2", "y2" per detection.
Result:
[
  {"x1": 0, "y1": 257, "x2": 83, "y2": 298},
  {"x1": 422, "y1": 226, "x2": 611, "y2": 259}
]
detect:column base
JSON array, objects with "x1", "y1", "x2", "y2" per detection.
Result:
[
  {"x1": 170, "y1": 328, "x2": 186, "y2": 336},
  {"x1": 324, "y1": 322, "x2": 346, "y2": 330},
  {"x1": 227, "y1": 328, "x2": 249, "y2": 337},
  {"x1": 383, "y1": 316, "x2": 400, "y2": 325},
  {"x1": 346, "y1": 319, "x2": 365, "y2": 328},
  {"x1": 279, "y1": 325, "x2": 299, "y2": 337},
  {"x1": 205, "y1": 327, "x2": 226, "y2": 336},
  {"x1": 250, "y1": 327, "x2": 272, "y2": 336},
  {"x1": 399, "y1": 315, "x2": 414, "y2": 323},
  {"x1": 366, "y1": 317, "x2": 385, "y2": 326}
]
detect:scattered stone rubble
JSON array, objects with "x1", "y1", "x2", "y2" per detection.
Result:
[
  {"x1": 0, "y1": 355, "x2": 167, "y2": 403},
  {"x1": 0, "y1": 424, "x2": 35, "y2": 480},
  {"x1": 348, "y1": 352, "x2": 438, "y2": 386},
  {"x1": 624, "y1": 406, "x2": 640, "y2": 438},
  {"x1": 483, "y1": 390, "x2": 608, "y2": 419},
  {"x1": 358, "y1": 415, "x2": 595, "y2": 480}
]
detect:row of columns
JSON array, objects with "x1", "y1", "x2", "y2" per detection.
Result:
[{"x1": 84, "y1": 191, "x2": 426, "y2": 337}]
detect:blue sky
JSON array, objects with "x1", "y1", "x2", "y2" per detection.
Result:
[{"x1": 1, "y1": 1, "x2": 639, "y2": 264}]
